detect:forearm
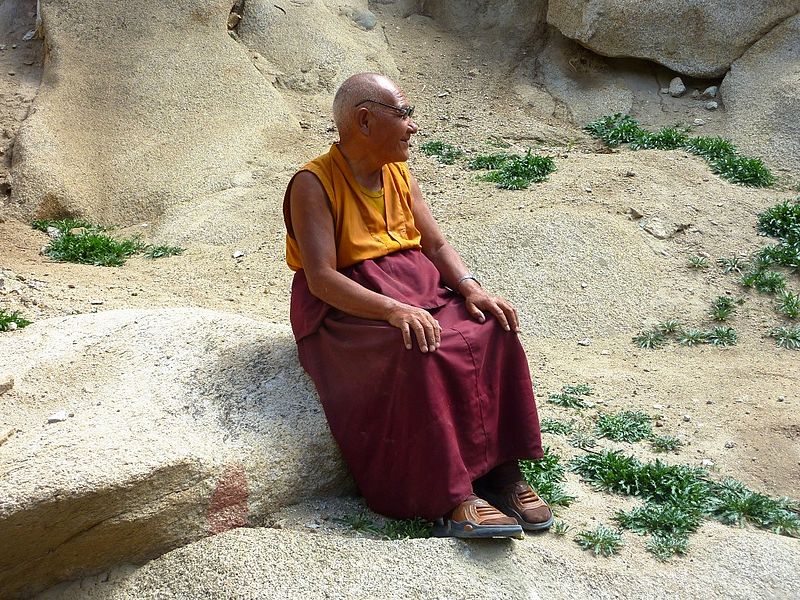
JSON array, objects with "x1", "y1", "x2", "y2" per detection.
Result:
[
  {"x1": 423, "y1": 241, "x2": 481, "y2": 297},
  {"x1": 305, "y1": 267, "x2": 400, "y2": 321}
]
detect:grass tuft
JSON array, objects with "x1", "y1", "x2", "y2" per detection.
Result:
[
  {"x1": 650, "y1": 435, "x2": 683, "y2": 453},
  {"x1": 705, "y1": 326, "x2": 737, "y2": 346},
  {"x1": 574, "y1": 525, "x2": 624, "y2": 557},
  {"x1": 143, "y1": 245, "x2": 185, "y2": 259},
  {"x1": 683, "y1": 136, "x2": 736, "y2": 161},
  {"x1": 710, "y1": 296, "x2": 742, "y2": 322},
  {"x1": 519, "y1": 447, "x2": 575, "y2": 507},
  {"x1": 629, "y1": 126, "x2": 689, "y2": 151},
  {"x1": 647, "y1": 533, "x2": 689, "y2": 561},
  {"x1": 551, "y1": 520, "x2": 571, "y2": 536},
  {"x1": 776, "y1": 290, "x2": 800, "y2": 319},
  {"x1": 44, "y1": 231, "x2": 145, "y2": 267},
  {"x1": 472, "y1": 150, "x2": 556, "y2": 190},
  {"x1": 547, "y1": 384, "x2": 592, "y2": 409},
  {"x1": 717, "y1": 255, "x2": 748, "y2": 274},
  {"x1": 0, "y1": 309, "x2": 32, "y2": 331},
  {"x1": 633, "y1": 329, "x2": 666, "y2": 349},
  {"x1": 540, "y1": 418, "x2": 575, "y2": 435},
  {"x1": 769, "y1": 325, "x2": 800, "y2": 349},
  {"x1": 569, "y1": 431, "x2": 598, "y2": 450},
  {"x1": 615, "y1": 503, "x2": 702, "y2": 538},
  {"x1": 584, "y1": 114, "x2": 643, "y2": 147},
  {"x1": 335, "y1": 513, "x2": 430, "y2": 540},
  {"x1": 656, "y1": 319, "x2": 682, "y2": 334},
  {"x1": 596, "y1": 410, "x2": 653, "y2": 443},
  {"x1": 687, "y1": 255, "x2": 709, "y2": 269},
  {"x1": 419, "y1": 140, "x2": 463, "y2": 165},
  {"x1": 710, "y1": 155, "x2": 775, "y2": 187},
  {"x1": 678, "y1": 329, "x2": 707, "y2": 347}
]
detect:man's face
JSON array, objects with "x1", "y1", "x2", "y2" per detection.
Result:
[{"x1": 368, "y1": 85, "x2": 418, "y2": 164}]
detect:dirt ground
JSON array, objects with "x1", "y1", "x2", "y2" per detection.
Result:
[{"x1": 2, "y1": 1, "x2": 799, "y2": 593}]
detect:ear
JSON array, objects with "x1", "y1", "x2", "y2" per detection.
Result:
[{"x1": 356, "y1": 107, "x2": 371, "y2": 135}]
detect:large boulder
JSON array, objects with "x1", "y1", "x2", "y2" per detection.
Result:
[
  {"x1": 720, "y1": 13, "x2": 800, "y2": 173},
  {"x1": 9, "y1": 0, "x2": 294, "y2": 225},
  {"x1": 0, "y1": 309, "x2": 349, "y2": 599},
  {"x1": 237, "y1": 0, "x2": 399, "y2": 96},
  {"x1": 547, "y1": 0, "x2": 800, "y2": 78}
]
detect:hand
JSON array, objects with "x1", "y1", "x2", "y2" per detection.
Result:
[
  {"x1": 464, "y1": 289, "x2": 520, "y2": 332},
  {"x1": 385, "y1": 302, "x2": 442, "y2": 352}
]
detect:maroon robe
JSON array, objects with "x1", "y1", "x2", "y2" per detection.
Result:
[{"x1": 291, "y1": 248, "x2": 543, "y2": 520}]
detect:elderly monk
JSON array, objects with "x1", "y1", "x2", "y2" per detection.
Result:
[{"x1": 283, "y1": 73, "x2": 552, "y2": 539}]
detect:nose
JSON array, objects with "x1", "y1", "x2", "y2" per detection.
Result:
[{"x1": 407, "y1": 118, "x2": 419, "y2": 135}]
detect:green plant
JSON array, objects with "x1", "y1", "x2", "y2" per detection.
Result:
[
  {"x1": 758, "y1": 199, "x2": 800, "y2": 241},
  {"x1": 657, "y1": 319, "x2": 682, "y2": 334},
  {"x1": 574, "y1": 525, "x2": 624, "y2": 557},
  {"x1": 717, "y1": 255, "x2": 748, "y2": 274},
  {"x1": 678, "y1": 329, "x2": 707, "y2": 347},
  {"x1": 335, "y1": 512, "x2": 382, "y2": 536},
  {"x1": 706, "y1": 479, "x2": 800, "y2": 536},
  {"x1": 777, "y1": 291, "x2": 800, "y2": 319},
  {"x1": 44, "y1": 231, "x2": 146, "y2": 267},
  {"x1": 562, "y1": 383, "x2": 593, "y2": 396},
  {"x1": 419, "y1": 140, "x2": 464, "y2": 165},
  {"x1": 143, "y1": 245, "x2": 185, "y2": 259},
  {"x1": 380, "y1": 518, "x2": 431, "y2": 540},
  {"x1": 551, "y1": 520, "x2": 571, "y2": 536},
  {"x1": 484, "y1": 135, "x2": 512, "y2": 149},
  {"x1": 615, "y1": 503, "x2": 702, "y2": 538},
  {"x1": 706, "y1": 326, "x2": 737, "y2": 346},
  {"x1": 769, "y1": 325, "x2": 800, "y2": 349},
  {"x1": 711, "y1": 155, "x2": 775, "y2": 187},
  {"x1": 650, "y1": 435, "x2": 683, "y2": 453},
  {"x1": 31, "y1": 218, "x2": 102, "y2": 234},
  {"x1": 710, "y1": 296, "x2": 741, "y2": 321},
  {"x1": 629, "y1": 126, "x2": 689, "y2": 151},
  {"x1": 687, "y1": 255, "x2": 709, "y2": 269},
  {"x1": 0, "y1": 309, "x2": 32, "y2": 331},
  {"x1": 633, "y1": 329, "x2": 666, "y2": 349},
  {"x1": 519, "y1": 447, "x2": 575, "y2": 507},
  {"x1": 540, "y1": 418, "x2": 574, "y2": 435},
  {"x1": 473, "y1": 150, "x2": 556, "y2": 190},
  {"x1": 683, "y1": 136, "x2": 736, "y2": 161},
  {"x1": 646, "y1": 533, "x2": 689, "y2": 561},
  {"x1": 569, "y1": 431, "x2": 598, "y2": 450},
  {"x1": 547, "y1": 384, "x2": 592, "y2": 409},
  {"x1": 584, "y1": 113, "x2": 644, "y2": 147},
  {"x1": 596, "y1": 411, "x2": 653, "y2": 443},
  {"x1": 759, "y1": 243, "x2": 800, "y2": 270}
]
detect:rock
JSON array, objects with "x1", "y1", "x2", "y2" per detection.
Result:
[
  {"x1": 693, "y1": 118, "x2": 706, "y2": 126},
  {"x1": 778, "y1": 396, "x2": 786, "y2": 402},
  {"x1": 10, "y1": 0, "x2": 294, "y2": 225},
  {"x1": 0, "y1": 373, "x2": 13, "y2": 395},
  {"x1": 720, "y1": 13, "x2": 800, "y2": 172},
  {"x1": 683, "y1": 414, "x2": 692, "y2": 422},
  {"x1": 627, "y1": 207, "x2": 643, "y2": 219},
  {"x1": 577, "y1": 338, "x2": 591, "y2": 346},
  {"x1": 724, "y1": 441, "x2": 736, "y2": 449},
  {"x1": 705, "y1": 101, "x2": 719, "y2": 110},
  {"x1": 669, "y1": 77, "x2": 686, "y2": 97},
  {"x1": 660, "y1": 87, "x2": 669, "y2": 94},
  {"x1": 642, "y1": 217, "x2": 673, "y2": 240},
  {"x1": 232, "y1": 250, "x2": 246, "y2": 259},
  {"x1": 701, "y1": 86, "x2": 718, "y2": 99},
  {"x1": 47, "y1": 410, "x2": 69, "y2": 423},
  {"x1": 7, "y1": 321, "x2": 17, "y2": 331},
  {"x1": 0, "y1": 309, "x2": 349, "y2": 597},
  {"x1": 546, "y1": 0, "x2": 799, "y2": 78},
  {"x1": 341, "y1": 7, "x2": 377, "y2": 31},
  {"x1": 227, "y1": 12, "x2": 242, "y2": 29},
  {"x1": 701, "y1": 458, "x2": 715, "y2": 467},
  {"x1": 690, "y1": 89, "x2": 700, "y2": 99},
  {"x1": 46, "y1": 226, "x2": 62, "y2": 238},
  {"x1": 22, "y1": 30, "x2": 36, "y2": 41},
  {"x1": 88, "y1": 299, "x2": 104, "y2": 305},
  {"x1": 655, "y1": 420, "x2": 664, "y2": 427}
]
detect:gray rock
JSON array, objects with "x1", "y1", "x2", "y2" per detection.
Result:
[
  {"x1": 693, "y1": 118, "x2": 706, "y2": 126},
  {"x1": 690, "y1": 89, "x2": 701, "y2": 99},
  {"x1": 669, "y1": 77, "x2": 686, "y2": 97},
  {"x1": 547, "y1": 0, "x2": 800, "y2": 78},
  {"x1": 683, "y1": 414, "x2": 692, "y2": 422},
  {"x1": 46, "y1": 226, "x2": 62, "y2": 238},
  {"x1": 47, "y1": 410, "x2": 69, "y2": 423},
  {"x1": 577, "y1": 338, "x2": 591, "y2": 346},
  {"x1": 0, "y1": 309, "x2": 349, "y2": 597},
  {"x1": 343, "y1": 8, "x2": 377, "y2": 30},
  {"x1": 642, "y1": 217, "x2": 673, "y2": 239},
  {"x1": 0, "y1": 373, "x2": 13, "y2": 395},
  {"x1": 701, "y1": 85, "x2": 718, "y2": 99},
  {"x1": 721, "y1": 13, "x2": 800, "y2": 172},
  {"x1": 705, "y1": 101, "x2": 719, "y2": 110}
]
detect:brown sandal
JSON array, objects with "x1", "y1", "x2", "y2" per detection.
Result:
[{"x1": 431, "y1": 496, "x2": 524, "y2": 539}]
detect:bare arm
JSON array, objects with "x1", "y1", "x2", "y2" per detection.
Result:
[
  {"x1": 410, "y1": 174, "x2": 520, "y2": 332},
  {"x1": 289, "y1": 171, "x2": 441, "y2": 352}
]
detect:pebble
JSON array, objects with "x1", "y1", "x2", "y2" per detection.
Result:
[
  {"x1": 46, "y1": 226, "x2": 62, "y2": 238},
  {"x1": 89, "y1": 299, "x2": 104, "y2": 305},
  {"x1": 659, "y1": 87, "x2": 669, "y2": 94},
  {"x1": 704, "y1": 101, "x2": 718, "y2": 111},
  {"x1": 690, "y1": 89, "x2": 700, "y2": 99},
  {"x1": 232, "y1": 250, "x2": 246, "y2": 259},
  {"x1": 47, "y1": 410, "x2": 69, "y2": 423},
  {"x1": 701, "y1": 459, "x2": 715, "y2": 467},
  {"x1": 7, "y1": 322, "x2": 17, "y2": 331},
  {"x1": 724, "y1": 441, "x2": 736, "y2": 449},
  {"x1": 577, "y1": 338, "x2": 591, "y2": 346},
  {"x1": 692, "y1": 118, "x2": 705, "y2": 126},
  {"x1": 655, "y1": 420, "x2": 665, "y2": 428},
  {"x1": 778, "y1": 396, "x2": 785, "y2": 402},
  {"x1": 701, "y1": 86, "x2": 718, "y2": 99},
  {"x1": 0, "y1": 373, "x2": 13, "y2": 395},
  {"x1": 669, "y1": 77, "x2": 686, "y2": 97},
  {"x1": 580, "y1": 282, "x2": 588, "y2": 289},
  {"x1": 600, "y1": 350, "x2": 610, "y2": 356},
  {"x1": 683, "y1": 414, "x2": 692, "y2": 422},
  {"x1": 652, "y1": 403, "x2": 664, "y2": 410},
  {"x1": 22, "y1": 30, "x2": 36, "y2": 41}
]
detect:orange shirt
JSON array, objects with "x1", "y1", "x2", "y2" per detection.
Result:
[{"x1": 284, "y1": 144, "x2": 422, "y2": 271}]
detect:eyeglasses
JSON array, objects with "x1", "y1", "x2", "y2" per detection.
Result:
[{"x1": 355, "y1": 99, "x2": 415, "y2": 119}]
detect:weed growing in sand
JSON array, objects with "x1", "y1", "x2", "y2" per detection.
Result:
[
  {"x1": 647, "y1": 533, "x2": 689, "y2": 561},
  {"x1": 759, "y1": 198, "x2": 800, "y2": 240},
  {"x1": 710, "y1": 296, "x2": 742, "y2": 322},
  {"x1": 335, "y1": 513, "x2": 430, "y2": 539},
  {"x1": 706, "y1": 479, "x2": 800, "y2": 536},
  {"x1": 551, "y1": 520, "x2": 572, "y2": 536},
  {"x1": 633, "y1": 329, "x2": 666, "y2": 349},
  {"x1": 0, "y1": 309, "x2": 31, "y2": 331},
  {"x1": 519, "y1": 447, "x2": 575, "y2": 508},
  {"x1": 615, "y1": 502, "x2": 702, "y2": 538},
  {"x1": 776, "y1": 291, "x2": 800, "y2": 319},
  {"x1": 569, "y1": 431, "x2": 598, "y2": 450},
  {"x1": 596, "y1": 411, "x2": 653, "y2": 443},
  {"x1": 470, "y1": 150, "x2": 556, "y2": 190},
  {"x1": 717, "y1": 255, "x2": 748, "y2": 274},
  {"x1": 769, "y1": 325, "x2": 800, "y2": 349},
  {"x1": 547, "y1": 384, "x2": 593, "y2": 409},
  {"x1": 656, "y1": 319, "x2": 682, "y2": 334},
  {"x1": 650, "y1": 435, "x2": 683, "y2": 454},
  {"x1": 687, "y1": 255, "x2": 709, "y2": 269},
  {"x1": 678, "y1": 329, "x2": 707, "y2": 347},
  {"x1": 741, "y1": 268, "x2": 786, "y2": 294},
  {"x1": 706, "y1": 326, "x2": 738, "y2": 346},
  {"x1": 142, "y1": 244, "x2": 185, "y2": 259},
  {"x1": 540, "y1": 418, "x2": 575, "y2": 435},
  {"x1": 574, "y1": 525, "x2": 624, "y2": 557},
  {"x1": 419, "y1": 140, "x2": 463, "y2": 165},
  {"x1": 584, "y1": 115, "x2": 775, "y2": 187},
  {"x1": 32, "y1": 218, "x2": 101, "y2": 234}
]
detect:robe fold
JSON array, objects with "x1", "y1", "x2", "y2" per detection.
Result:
[{"x1": 291, "y1": 248, "x2": 543, "y2": 520}]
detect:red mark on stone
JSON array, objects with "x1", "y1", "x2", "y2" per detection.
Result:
[{"x1": 207, "y1": 462, "x2": 249, "y2": 534}]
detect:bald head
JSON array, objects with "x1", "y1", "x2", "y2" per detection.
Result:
[{"x1": 333, "y1": 73, "x2": 400, "y2": 137}]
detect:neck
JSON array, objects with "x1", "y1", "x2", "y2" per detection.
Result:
[{"x1": 337, "y1": 141, "x2": 383, "y2": 191}]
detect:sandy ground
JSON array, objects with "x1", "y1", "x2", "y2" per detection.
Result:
[{"x1": 2, "y1": 1, "x2": 799, "y2": 597}]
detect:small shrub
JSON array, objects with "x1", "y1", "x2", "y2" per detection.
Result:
[
  {"x1": 615, "y1": 503, "x2": 702, "y2": 538},
  {"x1": 596, "y1": 411, "x2": 653, "y2": 443},
  {"x1": 678, "y1": 329, "x2": 707, "y2": 347},
  {"x1": 717, "y1": 255, "x2": 748, "y2": 274},
  {"x1": 707, "y1": 479, "x2": 800, "y2": 536},
  {"x1": 647, "y1": 533, "x2": 689, "y2": 561},
  {"x1": 419, "y1": 140, "x2": 463, "y2": 165},
  {"x1": 569, "y1": 431, "x2": 598, "y2": 450},
  {"x1": 44, "y1": 231, "x2": 145, "y2": 267},
  {"x1": 777, "y1": 291, "x2": 800, "y2": 319},
  {"x1": 629, "y1": 126, "x2": 689, "y2": 151},
  {"x1": 741, "y1": 269, "x2": 786, "y2": 294},
  {"x1": 706, "y1": 326, "x2": 737, "y2": 347},
  {"x1": 475, "y1": 150, "x2": 556, "y2": 190},
  {"x1": 710, "y1": 296, "x2": 741, "y2": 322},
  {"x1": 562, "y1": 383, "x2": 593, "y2": 396},
  {"x1": 574, "y1": 525, "x2": 624, "y2": 557},
  {"x1": 687, "y1": 255, "x2": 709, "y2": 269},
  {"x1": 467, "y1": 153, "x2": 512, "y2": 171},
  {"x1": 650, "y1": 435, "x2": 683, "y2": 453},
  {"x1": 584, "y1": 113, "x2": 644, "y2": 147},
  {"x1": 770, "y1": 325, "x2": 800, "y2": 349},
  {"x1": 547, "y1": 384, "x2": 592, "y2": 409},
  {"x1": 758, "y1": 199, "x2": 800, "y2": 241},
  {"x1": 633, "y1": 329, "x2": 666, "y2": 349},
  {"x1": 0, "y1": 309, "x2": 32, "y2": 331},
  {"x1": 657, "y1": 319, "x2": 682, "y2": 334},
  {"x1": 759, "y1": 243, "x2": 800, "y2": 270},
  {"x1": 684, "y1": 136, "x2": 736, "y2": 161}
]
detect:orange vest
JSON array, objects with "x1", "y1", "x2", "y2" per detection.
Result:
[{"x1": 284, "y1": 144, "x2": 422, "y2": 271}]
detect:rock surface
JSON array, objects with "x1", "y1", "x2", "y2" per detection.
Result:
[
  {"x1": 9, "y1": 0, "x2": 294, "y2": 225},
  {"x1": 0, "y1": 309, "x2": 349, "y2": 598},
  {"x1": 547, "y1": 0, "x2": 800, "y2": 77},
  {"x1": 721, "y1": 13, "x2": 800, "y2": 172}
]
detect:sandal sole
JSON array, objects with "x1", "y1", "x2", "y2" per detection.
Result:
[{"x1": 431, "y1": 519, "x2": 525, "y2": 540}]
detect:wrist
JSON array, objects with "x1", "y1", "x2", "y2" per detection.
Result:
[{"x1": 456, "y1": 273, "x2": 481, "y2": 296}]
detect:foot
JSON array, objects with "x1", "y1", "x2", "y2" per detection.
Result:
[
  {"x1": 478, "y1": 481, "x2": 554, "y2": 531},
  {"x1": 431, "y1": 496, "x2": 524, "y2": 539}
]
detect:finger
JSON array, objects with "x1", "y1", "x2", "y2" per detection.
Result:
[
  {"x1": 401, "y1": 322, "x2": 412, "y2": 350},
  {"x1": 411, "y1": 319, "x2": 429, "y2": 352},
  {"x1": 499, "y1": 301, "x2": 520, "y2": 332},
  {"x1": 433, "y1": 319, "x2": 442, "y2": 347},
  {"x1": 489, "y1": 303, "x2": 511, "y2": 331},
  {"x1": 466, "y1": 300, "x2": 486, "y2": 323},
  {"x1": 422, "y1": 317, "x2": 438, "y2": 351}
]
